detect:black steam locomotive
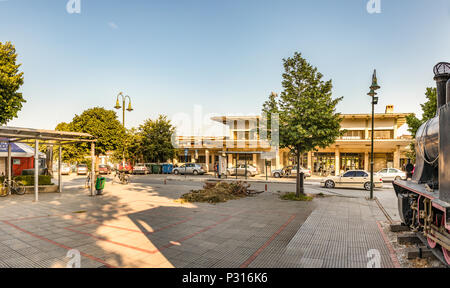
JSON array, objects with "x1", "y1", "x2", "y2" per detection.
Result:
[{"x1": 393, "y1": 62, "x2": 450, "y2": 265}]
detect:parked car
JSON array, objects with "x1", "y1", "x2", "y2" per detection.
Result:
[
  {"x1": 377, "y1": 168, "x2": 406, "y2": 181},
  {"x1": 321, "y1": 170, "x2": 383, "y2": 191},
  {"x1": 98, "y1": 164, "x2": 112, "y2": 175},
  {"x1": 76, "y1": 164, "x2": 88, "y2": 175},
  {"x1": 61, "y1": 164, "x2": 71, "y2": 175},
  {"x1": 227, "y1": 165, "x2": 258, "y2": 177},
  {"x1": 133, "y1": 163, "x2": 148, "y2": 175},
  {"x1": 118, "y1": 162, "x2": 133, "y2": 174},
  {"x1": 173, "y1": 163, "x2": 205, "y2": 175},
  {"x1": 272, "y1": 165, "x2": 311, "y2": 178}
]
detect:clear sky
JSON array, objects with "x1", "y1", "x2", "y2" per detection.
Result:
[{"x1": 1, "y1": 0, "x2": 449, "y2": 132}]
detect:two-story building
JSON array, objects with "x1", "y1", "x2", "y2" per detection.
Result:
[{"x1": 173, "y1": 105, "x2": 412, "y2": 176}]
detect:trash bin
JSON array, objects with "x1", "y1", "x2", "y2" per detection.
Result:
[
  {"x1": 95, "y1": 176, "x2": 106, "y2": 195},
  {"x1": 162, "y1": 164, "x2": 173, "y2": 174},
  {"x1": 152, "y1": 164, "x2": 161, "y2": 174}
]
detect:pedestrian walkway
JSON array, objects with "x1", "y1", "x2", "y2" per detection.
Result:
[{"x1": 279, "y1": 197, "x2": 400, "y2": 268}]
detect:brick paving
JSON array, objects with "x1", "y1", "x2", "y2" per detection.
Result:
[{"x1": 0, "y1": 175, "x2": 399, "y2": 268}]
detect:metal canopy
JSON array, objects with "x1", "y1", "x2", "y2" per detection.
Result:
[
  {"x1": 0, "y1": 126, "x2": 97, "y2": 202},
  {"x1": 0, "y1": 126, "x2": 95, "y2": 144}
]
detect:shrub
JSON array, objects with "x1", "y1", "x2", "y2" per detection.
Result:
[
  {"x1": 280, "y1": 192, "x2": 313, "y2": 202},
  {"x1": 0, "y1": 175, "x2": 53, "y2": 186}
]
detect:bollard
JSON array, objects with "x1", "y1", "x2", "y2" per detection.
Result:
[
  {"x1": 164, "y1": 179, "x2": 167, "y2": 185},
  {"x1": 265, "y1": 184, "x2": 267, "y2": 192}
]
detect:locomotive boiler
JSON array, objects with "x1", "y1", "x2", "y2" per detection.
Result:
[{"x1": 393, "y1": 62, "x2": 450, "y2": 265}]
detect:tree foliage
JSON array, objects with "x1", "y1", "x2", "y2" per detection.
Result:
[
  {"x1": 56, "y1": 107, "x2": 125, "y2": 163},
  {"x1": 138, "y1": 115, "x2": 176, "y2": 163},
  {"x1": 405, "y1": 88, "x2": 437, "y2": 161},
  {"x1": 262, "y1": 52, "x2": 343, "y2": 195},
  {"x1": 0, "y1": 41, "x2": 25, "y2": 125}
]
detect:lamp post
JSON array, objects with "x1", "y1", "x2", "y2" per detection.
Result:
[
  {"x1": 367, "y1": 70, "x2": 380, "y2": 200},
  {"x1": 114, "y1": 92, "x2": 133, "y2": 168}
]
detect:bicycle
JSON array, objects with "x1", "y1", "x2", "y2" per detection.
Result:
[
  {"x1": 112, "y1": 171, "x2": 130, "y2": 185},
  {"x1": 0, "y1": 179, "x2": 26, "y2": 197}
]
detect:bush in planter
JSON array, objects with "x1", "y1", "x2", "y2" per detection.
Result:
[
  {"x1": 13, "y1": 175, "x2": 53, "y2": 186},
  {"x1": 0, "y1": 175, "x2": 53, "y2": 186}
]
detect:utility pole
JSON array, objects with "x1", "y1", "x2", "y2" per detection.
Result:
[{"x1": 367, "y1": 70, "x2": 380, "y2": 200}]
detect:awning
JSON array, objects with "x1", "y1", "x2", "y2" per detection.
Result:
[{"x1": 0, "y1": 140, "x2": 46, "y2": 158}]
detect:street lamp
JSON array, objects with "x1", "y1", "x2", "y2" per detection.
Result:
[
  {"x1": 367, "y1": 70, "x2": 380, "y2": 200},
  {"x1": 114, "y1": 92, "x2": 133, "y2": 167}
]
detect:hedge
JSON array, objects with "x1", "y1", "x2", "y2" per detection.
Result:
[{"x1": 0, "y1": 175, "x2": 53, "y2": 186}]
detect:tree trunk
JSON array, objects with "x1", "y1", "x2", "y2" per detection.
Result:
[{"x1": 295, "y1": 146, "x2": 305, "y2": 197}]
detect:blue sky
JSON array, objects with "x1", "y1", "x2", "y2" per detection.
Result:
[{"x1": 1, "y1": 0, "x2": 449, "y2": 131}]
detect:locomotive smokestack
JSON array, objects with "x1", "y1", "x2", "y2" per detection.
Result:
[{"x1": 433, "y1": 62, "x2": 450, "y2": 111}]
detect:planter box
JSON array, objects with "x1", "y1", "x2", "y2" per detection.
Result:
[{"x1": 24, "y1": 185, "x2": 59, "y2": 194}]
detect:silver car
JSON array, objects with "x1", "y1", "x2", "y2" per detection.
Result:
[
  {"x1": 377, "y1": 168, "x2": 406, "y2": 181},
  {"x1": 227, "y1": 165, "x2": 258, "y2": 177},
  {"x1": 272, "y1": 165, "x2": 311, "y2": 178},
  {"x1": 173, "y1": 163, "x2": 205, "y2": 175}
]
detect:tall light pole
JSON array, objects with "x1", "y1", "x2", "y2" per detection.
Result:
[
  {"x1": 114, "y1": 92, "x2": 133, "y2": 168},
  {"x1": 367, "y1": 70, "x2": 380, "y2": 200}
]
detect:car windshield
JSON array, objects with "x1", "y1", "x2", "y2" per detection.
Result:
[{"x1": 78, "y1": 164, "x2": 87, "y2": 168}]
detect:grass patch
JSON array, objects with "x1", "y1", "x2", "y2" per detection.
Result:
[
  {"x1": 181, "y1": 181, "x2": 250, "y2": 204},
  {"x1": 280, "y1": 192, "x2": 313, "y2": 202}
]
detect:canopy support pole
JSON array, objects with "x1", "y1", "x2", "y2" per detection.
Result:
[
  {"x1": 34, "y1": 138, "x2": 39, "y2": 202},
  {"x1": 58, "y1": 145, "x2": 62, "y2": 193},
  {"x1": 90, "y1": 142, "x2": 95, "y2": 196},
  {"x1": 7, "y1": 143, "x2": 11, "y2": 195}
]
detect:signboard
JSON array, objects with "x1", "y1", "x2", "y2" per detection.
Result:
[
  {"x1": 261, "y1": 151, "x2": 276, "y2": 160},
  {"x1": 13, "y1": 159, "x2": 21, "y2": 165}
]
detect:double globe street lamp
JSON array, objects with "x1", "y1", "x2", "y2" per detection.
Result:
[
  {"x1": 114, "y1": 92, "x2": 133, "y2": 168},
  {"x1": 367, "y1": 70, "x2": 380, "y2": 200}
]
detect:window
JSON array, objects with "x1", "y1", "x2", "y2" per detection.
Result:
[
  {"x1": 388, "y1": 168, "x2": 397, "y2": 173},
  {"x1": 369, "y1": 130, "x2": 394, "y2": 140},
  {"x1": 343, "y1": 171, "x2": 356, "y2": 177},
  {"x1": 379, "y1": 169, "x2": 388, "y2": 173},
  {"x1": 355, "y1": 171, "x2": 368, "y2": 177},
  {"x1": 341, "y1": 130, "x2": 364, "y2": 140}
]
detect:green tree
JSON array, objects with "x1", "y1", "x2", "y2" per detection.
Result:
[
  {"x1": 405, "y1": 88, "x2": 437, "y2": 161},
  {"x1": 263, "y1": 52, "x2": 343, "y2": 196},
  {"x1": 138, "y1": 115, "x2": 176, "y2": 163},
  {"x1": 0, "y1": 42, "x2": 25, "y2": 124},
  {"x1": 56, "y1": 107, "x2": 126, "y2": 163}
]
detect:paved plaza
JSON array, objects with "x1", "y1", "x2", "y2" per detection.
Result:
[{"x1": 0, "y1": 175, "x2": 399, "y2": 268}]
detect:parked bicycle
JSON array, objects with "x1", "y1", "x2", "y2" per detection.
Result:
[
  {"x1": 112, "y1": 171, "x2": 130, "y2": 185},
  {"x1": 0, "y1": 179, "x2": 26, "y2": 197}
]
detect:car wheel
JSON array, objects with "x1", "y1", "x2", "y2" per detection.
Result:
[
  {"x1": 394, "y1": 176, "x2": 401, "y2": 181},
  {"x1": 246, "y1": 172, "x2": 251, "y2": 177},
  {"x1": 364, "y1": 182, "x2": 373, "y2": 191},
  {"x1": 325, "y1": 180, "x2": 335, "y2": 189},
  {"x1": 174, "y1": 170, "x2": 180, "y2": 175},
  {"x1": 227, "y1": 171, "x2": 231, "y2": 176},
  {"x1": 274, "y1": 172, "x2": 281, "y2": 178},
  {"x1": 193, "y1": 170, "x2": 198, "y2": 175}
]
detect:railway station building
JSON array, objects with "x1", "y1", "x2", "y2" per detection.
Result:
[{"x1": 173, "y1": 105, "x2": 413, "y2": 176}]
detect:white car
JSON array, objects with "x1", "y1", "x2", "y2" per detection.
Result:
[
  {"x1": 377, "y1": 168, "x2": 406, "y2": 181},
  {"x1": 61, "y1": 164, "x2": 71, "y2": 175},
  {"x1": 133, "y1": 164, "x2": 148, "y2": 175},
  {"x1": 76, "y1": 164, "x2": 88, "y2": 175},
  {"x1": 321, "y1": 170, "x2": 383, "y2": 191},
  {"x1": 272, "y1": 165, "x2": 311, "y2": 178}
]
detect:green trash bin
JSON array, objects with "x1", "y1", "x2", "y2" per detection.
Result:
[
  {"x1": 152, "y1": 164, "x2": 161, "y2": 174},
  {"x1": 95, "y1": 176, "x2": 106, "y2": 195}
]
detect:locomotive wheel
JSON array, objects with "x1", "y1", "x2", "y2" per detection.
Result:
[{"x1": 443, "y1": 229, "x2": 450, "y2": 265}]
